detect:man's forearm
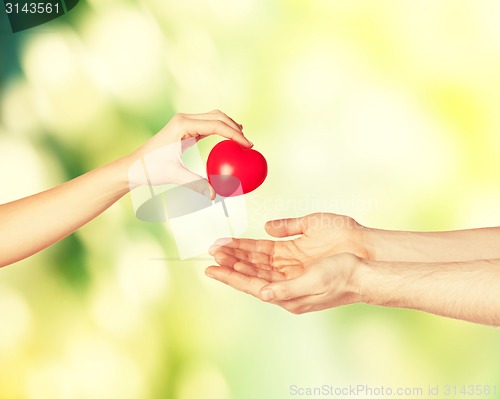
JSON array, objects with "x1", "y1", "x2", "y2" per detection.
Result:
[
  {"x1": 364, "y1": 227, "x2": 500, "y2": 262},
  {"x1": 358, "y1": 257, "x2": 500, "y2": 326},
  {"x1": 0, "y1": 156, "x2": 131, "y2": 267}
]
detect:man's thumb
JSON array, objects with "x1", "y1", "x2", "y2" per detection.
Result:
[{"x1": 265, "y1": 216, "x2": 305, "y2": 238}]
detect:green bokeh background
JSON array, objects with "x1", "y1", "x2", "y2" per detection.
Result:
[{"x1": 1, "y1": 1, "x2": 500, "y2": 398}]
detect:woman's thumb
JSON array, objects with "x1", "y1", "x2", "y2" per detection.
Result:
[{"x1": 175, "y1": 167, "x2": 215, "y2": 200}]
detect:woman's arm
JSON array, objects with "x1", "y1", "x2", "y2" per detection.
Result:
[
  {"x1": 0, "y1": 158, "x2": 129, "y2": 267},
  {"x1": 0, "y1": 111, "x2": 251, "y2": 267}
]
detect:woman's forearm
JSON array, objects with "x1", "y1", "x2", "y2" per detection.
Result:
[
  {"x1": 364, "y1": 227, "x2": 500, "y2": 262},
  {"x1": 359, "y1": 257, "x2": 500, "y2": 326},
  {"x1": 0, "y1": 111, "x2": 250, "y2": 268},
  {"x1": 0, "y1": 110, "x2": 253, "y2": 267},
  {"x1": 0, "y1": 156, "x2": 132, "y2": 267}
]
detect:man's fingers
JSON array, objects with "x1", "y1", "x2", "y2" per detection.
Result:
[
  {"x1": 234, "y1": 262, "x2": 286, "y2": 281},
  {"x1": 205, "y1": 266, "x2": 269, "y2": 297},
  {"x1": 210, "y1": 238, "x2": 275, "y2": 255},
  {"x1": 225, "y1": 247, "x2": 271, "y2": 266},
  {"x1": 208, "y1": 237, "x2": 234, "y2": 254},
  {"x1": 258, "y1": 270, "x2": 322, "y2": 302},
  {"x1": 213, "y1": 249, "x2": 240, "y2": 268},
  {"x1": 213, "y1": 248, "x2": 273, "y2": 270},
  {"x1": 209, "y1": 238, "x2": 300, "y2": 270}
]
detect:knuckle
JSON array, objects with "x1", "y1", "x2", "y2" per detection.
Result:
[
  {"x1": 235, "y1": 249, "x2": 245, "y2": 259},
  {"x1": 249, "y1": 252, "x2": 259, "y2": 263},
  {"x1": 219, "y1": 115, "x2": 232, "y2": 125},
  {"x1": 304, "y1": 213, "x2": 323, "y2": 228},
  {"x1": 214, "y1": 252, "x2": 231, "y2": 265},
  {"x1": 171, "y1": 113, "x2": 186, "y2": 126},
  {"x1": 268, "y1": 252, "x2": 275, "y2": 267},
  {"x1": 212, "y1": 119, "x2": 224, "y2": 128},
  {"x1": 309, "y1": 212, "x2": 322, "y2": 218},
  {"x1": 275, "y1": 286, "x2": 292, "y2": 300}
]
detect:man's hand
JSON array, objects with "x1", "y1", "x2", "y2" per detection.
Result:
[
  {"x1": 208, "y1": 212, "x2": 371, "y2": 275},
  {"x1": 205, "y1": 213, "x2": 370, "y2": 313},
  {"x1": 206, "y1": 213, "x2": 500, "y2": 325}
]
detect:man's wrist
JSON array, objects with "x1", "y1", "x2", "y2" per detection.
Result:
[
  {"x1": 354, "y1": 257, "x2": 399, "y2": 308},
  {"x1": 343, "y1": 253, "x2": 381, "y2": 306},
  {"x1": 362, "y1": 227, "x2": 418, "y2": 262},
  {"x1": 361, "y1": 226, "x2": 387, "y2": 261},
  {"x1": 352, "y1": 255, "x2": 375, "y2": 305}
]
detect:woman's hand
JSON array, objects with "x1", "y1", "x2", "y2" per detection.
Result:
[
  {"x1": 0, "y1": 110, "x2": 250, "y2": 267},
  {"x1": 126, "y1": 110, "x2": 252, "y2": 198}
]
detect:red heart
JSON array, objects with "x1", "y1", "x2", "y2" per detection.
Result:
[{"x1": 206, "y1": 140, "x2": 268, "y2": 197}]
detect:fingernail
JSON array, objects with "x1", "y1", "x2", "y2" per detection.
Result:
[
  {"x1": 260, "y1": 289, "x2": 275, "y2": 301},
  {"x1": 248, "y1": 140, "x2": 254, "y2": 147}
]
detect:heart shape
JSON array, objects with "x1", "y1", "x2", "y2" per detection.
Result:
[{"x1": 207, "y1": 140, "x2": 267, "y2": 197}]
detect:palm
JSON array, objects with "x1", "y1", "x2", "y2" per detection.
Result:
[{"x1": 211, "y1": 213, "x2": 368, "y2": 283}]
